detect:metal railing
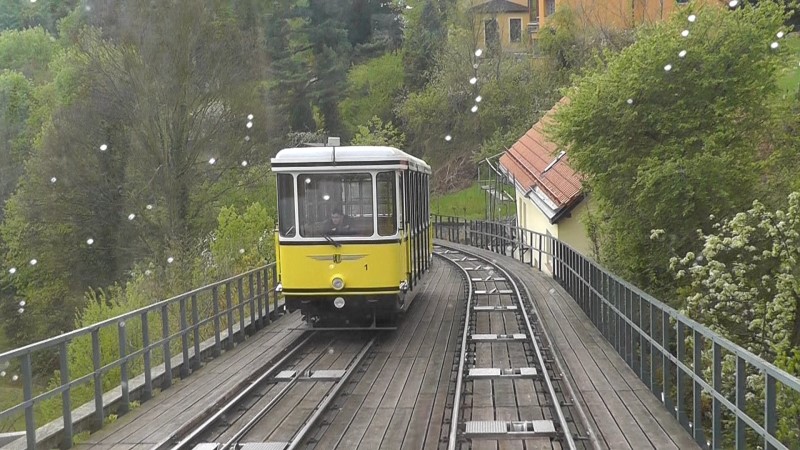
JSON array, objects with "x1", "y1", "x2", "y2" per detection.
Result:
[
  {"x1": 432, "y1": 214, "x2": 800, "y2": 450},
  {"x1": 0, "y1": 264, "x2": 280, "y2": 449}
]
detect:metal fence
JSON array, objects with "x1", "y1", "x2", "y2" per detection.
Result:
[
  {"x1": 432, "y1": 214, "x2": 800, "y2": 450},
  {"x1": 0, "y1": 264, "x2": 279, "y2": 449}
]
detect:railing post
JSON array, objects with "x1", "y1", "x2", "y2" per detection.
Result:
[
  {"x1": 212, "y1": 285, "x2": 222, "y2": 357},
  {"x1": 118, "y1": 320, "x2": 129, "y2": 414},
  {"x1": 161, "y1": 304, "x2": 172, "y2": 388},
  {"x1": 191, "y1": 294, "x2": 201, "y2": 370},
  {"x1": 21, "y1": 353, "x2": 35, "y2": 449},
  {"x1": 765, "y1": 374, "x2": 776, "y2": 450},
  {"x1": 59, "y1": 341, "x2": 72, "y2": 448},
  {"x1": 692, "y1": 328, "x2": 703, "y2": 444},
  {"x1": 272, "y1": 264, "x2": 279, "y2": 317},
  {"x1": 676, "y1": 320, "x2": 687, "y2": 428},
  {"x1": 249, "y1": 273, "x2": 257, "y2": 331},
  {"x1": 735, "y1": 355, "x2": 746, "y2": 450},
  {"x1": 91, "y1": 329, "x2": 104, "y2": 427},
  {"x1": 256, "y1": 271, "x2": 264, "y2": 328},
  {"x1": 662, "y1": 310, "x2": 673, "y2": 413},
  {"x1": 238, "y1": 277, "x2": 246, "y2": 339},
  {"x1": 712, "y1": 340, "x2": 722, "y2": 449},
  {"x1": 179, "y1": 297, "x2": 190, "y2": 378},
  {"x1": 141, "y1": 311, "x2": 153, "y2": 399},
  {"x1": 225, "y1": 282, "x2": 235, "y2": 349}
]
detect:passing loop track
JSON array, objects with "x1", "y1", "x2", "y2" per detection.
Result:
[
  {"x1": 160, "y1": 331, "x2": 376, "y2": 450},
  {"x1": 436, "y1": 243, "x2": 585, "y2": 450}
]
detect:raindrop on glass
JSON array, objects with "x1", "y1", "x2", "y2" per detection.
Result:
[
  {"x1": 728, "y1": 0, "x2": 738, "y2": 7},
  {"x1": 246, "y1": 121, "x2": 253, "y2": 129},
  {"x1": 241, "y1": 160, "x2": 248, "y2": 167},
  {"x1": 681, "y1": 30, "x2": 689, "y2": 37},
  {"x1": 688, "y1": 14, "x2": 696, "y2": 22},
  {"x1": 146, "y1": 204, "x2": 153, "y2": 210},
  {"x1": 50, "y1": 177, "x2": 57, "y2": 183},
  {"x1": 99, "y1": 144, "x2": 108, "y2": 151},
  {"x1": 471, "y1": 105, "x2": 478, "y2": 113},
  {"x1": 167, "y1": 257, "x2": 174, "y2": 264},
  {"x1": 209, "y1": 157, "x2": 216, "y2": 165},
  {"x1": 445, "y1": 135, "x2": 452, "y2": 142},
  {"x1": 244, "y1": 136, "x2": 251, "y2": 142},
  {"x1": 664, "y1": 64, "x2": 672, "y2": 72},
  {"x1": 323, "y1": 194, "x2": 330, "y2": 201},
  {"x1": 679, "y1": 50, "x2": 687, "y2": 58},
  {"x1": 469, "y1": 77, "x2": 477, "y2": 85},
  {"x1": 128, "y1": 213, "x2": 135, "y2": 220},
  {"x1": 475, "y1": 95, "x2": 482, "y2": 103},
  {"x1": 17, "y1": 308, "x2": 23, "y2": 314},
  {"x1": 0, "y1": 371, "x2": 5, "y2": 377},
  {"x1": 12, "y1": 375, "x2": 18, "y2": 381},
  {"x1": 8, "y1": 267, "x2": 16, "y2": 274},
  {"x1": 305, "y1": 178, "x2": 311, "y2": 184},
  {"x1": 626, "y1": 98, "x2": 633, "y2": 105},
  {"x1": 119, "y1": 321, "x2": 125, "y2": 328},
  {"x1": 86, "y1": 238, "x2": 94, "y2": 245},
  {"x1": 777, "y1": 31, "x2": 785, "y2": 39},
  {"x1": 19, "y1": 301, "x2": 25, "y2": 307},
  {"x1": 475, "y1": 49, "x2": 483, "y2": 57},
  {"x1": 239, "y1": 248, "x2": 245, "y2": 254},
  {"x1": 247, "y1": 114, "x2": 254, "y2": 120},
  {"x1": 472, "y1": 63, "x2": 479, "y2": 69},
  {"x1": 29, "y1": 259, "x2": 37, "y2": 266},
  {"x1": 770, "y1": 42, "x2": 779, "y2": 49}
]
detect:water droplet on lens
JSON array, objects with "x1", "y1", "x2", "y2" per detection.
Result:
[
  {"x1": 29, "y1": 259, "x2": 37, "y2": 266},
  {"x1": 688, "y1": 14, "x2": 696, "y2": 22},
  {"x1": 681, "y1": 30, "x2": 689, "y2": 37},
  {"x1": 100, "y1": 144, "x2": 108, "y2": 151},
  {"x1": 167, "y1": 257, "x2": 174, "y2": 264},
  {"x1": 475, "y1": 49, "x2": 483, "y2": 57},
  {"x1": 679, "y1": 50, "x2": 687, "y2": 58},
  {"x1": 50, "y1": 177, "x2": 57, "y2": 183},
  {"x1": 246, "y1": 121, "x2": 253, "y2": 129},
  {"x1": 146, "y1": 204, "x2": 153, "y2": 210},
  {"x1": 471, "y1": 105, "x2": 478, "y2": 113},
  {"x1": 770, "y1": 42, "x2": 779, "y2": 49},
  {"x1": 469, "y1": 77, "x2": 477, "y2": 85},
  {"x1": 8, "y1": 268, "x2": 16, "y2": 274},
  {"x1": 209, "y1": 157, "x2": 216, "y2": 165},
  {"x1": 128, "y1": 213, "x2": 135, "y2": 220},
  {"x1": 626, "y1": 98, "x2": 633, "y2": 104},
  {"x1": 445, "y1": 135, "x2": 452, "y2": 142},
  {"x1": 247, "y1": 114, "x2": 254, "y2": 120},
  {"x1": 664, "y1": 64, "x2": 672, "y2": 72},
  {"x1": 241, "y1": 160, "x2": 248, "y2": 167},
  {"x1": 86, "y1": 238, "x2": 94, "y2": 245}
]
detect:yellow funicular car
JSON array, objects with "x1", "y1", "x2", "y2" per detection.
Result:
[{"x1": 271, "y1": 141, "x2": 432, "y2": 328}]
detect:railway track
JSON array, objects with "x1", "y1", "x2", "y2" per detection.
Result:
[
  {"x1": 156, "y1": 331, "x2": 376, "y2": 450},
  {"x1": 436, "y1": 243, "x2": 595, "y2": 450}
]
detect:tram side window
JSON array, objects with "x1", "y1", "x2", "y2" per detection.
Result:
[
  {"x1": 297, "y1": 173, "x2": 374, "y2": 237},
  {"x1": 277, "y1": 174, "x2": 296, "y2": 237},
  {"x1": 377, "y1": 171, "x2": 397, "y2": 236}
]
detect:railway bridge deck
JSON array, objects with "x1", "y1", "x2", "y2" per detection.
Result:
[{"x1": 47, "y1": 240, "x2": 695, "y2": 450}]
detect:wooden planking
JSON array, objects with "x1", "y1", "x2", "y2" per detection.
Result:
[{"x1": 436, "y1": 240, "x2": 700, "y2": 450}]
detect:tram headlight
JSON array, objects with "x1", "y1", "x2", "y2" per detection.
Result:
[
  {"x1": 333, "y1": 297, "x2": 346, "y2": 309},
  {"x1": 331, "y1": 277, "x2": 345, "y2": 291}
]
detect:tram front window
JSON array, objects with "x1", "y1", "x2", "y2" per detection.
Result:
[{"x1": 298, "y1": 173, "x2": 374, "y2": 237}]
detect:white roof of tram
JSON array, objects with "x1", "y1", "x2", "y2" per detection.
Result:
[{"x1": 271, "y1": 146, "x2": 431, "y2": 174}]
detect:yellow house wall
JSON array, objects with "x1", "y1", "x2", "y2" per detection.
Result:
[
  {"x1": 536, "y1": 0, "x2": 719, "y2": 30},
  {"x1": 475, "y1": 11, "x2": 533, "y2": 53},
  {"x1": 556, "y1": 198, "x2": 593, "y2": 259},
  {"x1": 515, "y1": 190, "x2": 593, "y2": 272}
]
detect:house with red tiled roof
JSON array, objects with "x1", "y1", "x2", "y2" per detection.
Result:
[{"x1": 498, "y1": 98, "x2": 593, "y2": 267}]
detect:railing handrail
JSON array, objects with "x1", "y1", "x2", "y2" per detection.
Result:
[{"x1": 0, "y1": 263, "x2": 274, "y2": 360}]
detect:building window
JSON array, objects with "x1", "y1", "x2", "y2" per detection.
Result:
[
  {"x1": 545, "y1": 0, "x2": 555, "y2": 16},
  {"x1": 510, "y1": 18, "x2": 522, "y2": 43},
  {"x1": 484, "y1": 19, "x2": 499, "y2": 51}
]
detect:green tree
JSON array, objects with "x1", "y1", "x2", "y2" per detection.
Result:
[
  {"x1": 339, "y1": 52, "x2": 404, "y2": 137},
  {"x1": 551, "y1": 2, "x2": 789, "y2": 297},
  {"x1": 670, "y1": 193, "x2": 800, "y2": 445},
  {"x1": 351, "y1": 116, "x2": 406, "y2": 147}
]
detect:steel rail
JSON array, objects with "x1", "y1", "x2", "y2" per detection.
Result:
[
  {"x1": 285, "y1": 335, "x2": 377, "y2": 450},
  {"x1": 445, "y1": 251, "x2": 475, "y2": 450},
  {"x1": 159, "y1": 332, "x2": 316, "y2": 450}
]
